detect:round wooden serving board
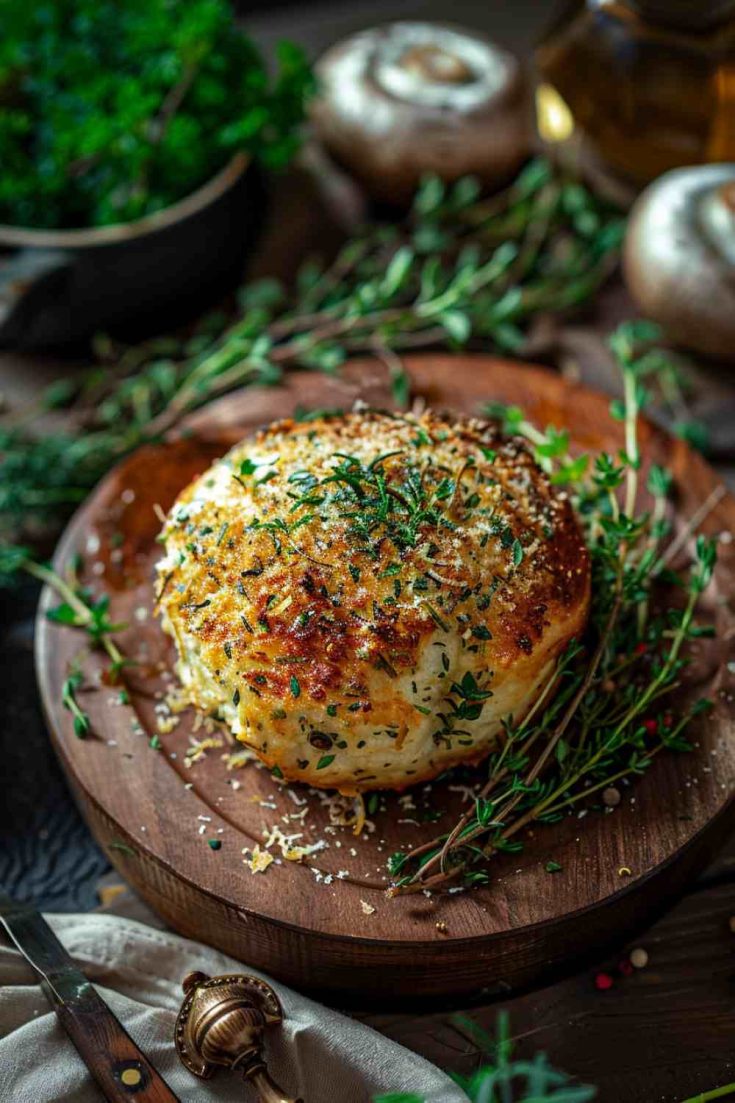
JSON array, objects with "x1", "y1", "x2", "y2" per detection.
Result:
[{"x1": 36, "y1": 354, "x2": 735, "y2": 1006}]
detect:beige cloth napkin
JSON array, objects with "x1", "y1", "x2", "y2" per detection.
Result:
[{"x1": 0, "y1": 912, "x2": 467, "y2": 1103}]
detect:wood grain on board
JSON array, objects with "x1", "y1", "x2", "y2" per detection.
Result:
[{"x1": 35, "y1": 354, "x2": 735, "y2": 1004}]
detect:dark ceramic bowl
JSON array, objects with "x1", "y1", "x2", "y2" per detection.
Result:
[{"x1": 0, "y1": 154, "x2": 264, "y2": 350}]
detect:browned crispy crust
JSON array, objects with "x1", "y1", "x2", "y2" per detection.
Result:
[{"x1": 157, "y1": 409, "x2": 590, "y2": 791}]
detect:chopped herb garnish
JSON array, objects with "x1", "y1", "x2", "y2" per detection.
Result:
[
  {"x1": 255, "y1": 469, "x2": 278, "y2": 486},
  {"x1": 422, "y1": 601, "x2": 449, "y2": 632}
]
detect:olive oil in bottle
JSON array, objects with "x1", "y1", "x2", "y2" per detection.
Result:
[{"x1": 536, "y1": 1, "x2": 735, "y2": 198}]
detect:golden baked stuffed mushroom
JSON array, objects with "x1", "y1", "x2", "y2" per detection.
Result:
[{"x1": 156, "y1": 409, "x2": 590, "y2": 792}]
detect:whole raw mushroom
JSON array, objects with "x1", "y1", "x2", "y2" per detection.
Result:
[
  {"x1": 310, "y1": 22, "x2": 530, "y2": 207},
  {"x1": 624, "y1": 164, "x2": 735, "y2": 361}
]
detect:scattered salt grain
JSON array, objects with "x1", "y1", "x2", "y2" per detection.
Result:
[{"x1": 629, "y1": 947, "x2": 648, "y2": 969}]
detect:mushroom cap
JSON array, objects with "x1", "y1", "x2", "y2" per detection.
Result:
[
  {"x1": 310, "y1": 22, "x2": 530, "y2": 206},
  {"x1": 623, "y1": 164, "x2": 735, "y2": 361}
]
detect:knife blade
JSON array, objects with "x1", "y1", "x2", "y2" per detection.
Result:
[{"x1": 0, "y1": 889, "x2": 180, "y2": 1102}]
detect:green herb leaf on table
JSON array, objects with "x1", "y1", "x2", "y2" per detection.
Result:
[{"x1": 373, "y1": 1013, "x2": 597, "y2": 1102}]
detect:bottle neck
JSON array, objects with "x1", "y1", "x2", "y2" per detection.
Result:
[{"x1": 627, "y1": 0, "x2": 735, "y2": 30}]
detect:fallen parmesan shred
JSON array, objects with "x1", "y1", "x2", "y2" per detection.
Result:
[
  {"x1": 351, "y1": 793, "x2": 366, "y2": 836},
  {"x1": 156, "y1": 714, "x2": 180, "y2": 734},
  {"x1": 224, "y1": 749, "x2": 256, "y2": 770},
  {"x1": 244, "y1": 845, "x2": 274, "y2": 874},
  {"x1": 184, "y1": 736, "x2": 223, "y2": 766},
  {"x1": 263, "y1": 824, "x2": 328, "y2": 862},
  {"x1": 315, "y1": 791, "x2": 368, "y2": 835}
]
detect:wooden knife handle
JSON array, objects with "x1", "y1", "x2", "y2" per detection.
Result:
[{"x1": 49, "y1": 985, "x2": 180, "y2": 1103}]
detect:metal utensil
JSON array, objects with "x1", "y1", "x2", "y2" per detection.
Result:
[
  {"x1": 0, "y1": 888, "x2": 180, "y2": 1102},
  {"x1": 176, "y1": 970, "x2": 302, "y2": 1102}
]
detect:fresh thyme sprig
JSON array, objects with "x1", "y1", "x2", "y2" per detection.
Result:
[
  {"x1": 375, "y1": 1013, "x2": 733, "y2": 1102},
  {"x1": 61, "y1": 667, "x2": 90, "y2": 739},
  {"x1": 0, "y1": 157, "x2": 624, "y2": 551},
  {"x1": 0, "y1": 541, "x2": 130, "y2": 735},
  {"x1": 388, "y1": 321, "x2": 720, "y2": 896},
  {"x1": 374, "y1": 1012, "x2": 596, "y2": 1102}
]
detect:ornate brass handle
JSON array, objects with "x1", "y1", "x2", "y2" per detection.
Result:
[{"x1": 175, "y1": 970, "x2": 303, "y2": 1102}]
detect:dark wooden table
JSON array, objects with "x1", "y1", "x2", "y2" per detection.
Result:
[
  {"x1": 366, "y1": 838, "x2": 735, "y2": 1100},
  {"x1": 2, "y1": 3, "x2": 734, "y2": 1099}
]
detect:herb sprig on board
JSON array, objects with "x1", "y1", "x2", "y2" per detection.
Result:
[
  {"x1": 0, "y1": 158, "x2": 623, "y2": 551},
  {"x1": 0, "y1": 541, "x2": 130, "y2": 735},
  {"x1": 387, "y1": 321, "x2": 720, "y2": 896}
]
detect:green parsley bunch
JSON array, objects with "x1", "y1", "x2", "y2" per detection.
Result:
[{"x1": 0, "y1": 0, "x2": 313, "y2": 228}]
